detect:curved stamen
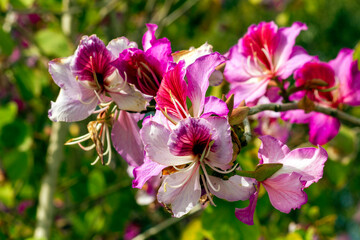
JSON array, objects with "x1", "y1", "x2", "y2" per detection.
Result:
[
  {"x1": 65, "y1": 133, "x2": 91, "y2": 145},
  {"x1": 91, "y1": 156, "x2": 100, "y2": 165},
  {"x1": 204, "y1": 160, "x2": 239, "y2": 174},
  {"x1": 140, "y1": 61, "x2": 160, "y2": 87},
  {"x1": 164, "y1": 163, "x2": 197, "y2": 189},
  {"x1": 261, "y1": 47, "x2": 274, "y2": 72},
  {"x1": 173, "y1": 161, "x2": 196, "y2": 172},
  {"x1": 105, "y1": 127, "x2": 112, "y2": 165},
  {"x1": 93, "y1": 105, "x2": 109, "y2": 114},
  {"x1": 200, "y1": 161, "x2": 220, "y2": 192},
  {"x1": 201, "y1": 174, "x2": 216, "y2": 206},
  {"x1": 77, "y1": 142, "x2": 95, "y2": 151},
  {"x1": 78, "y1": 94, "x2": 97, "y2": 105}
]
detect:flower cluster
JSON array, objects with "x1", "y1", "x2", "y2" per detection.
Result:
[{"x1": 47, "y1": 20, "x2": 360, "y2": 224}]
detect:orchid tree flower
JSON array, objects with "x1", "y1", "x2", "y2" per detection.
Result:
[
  {"x1": 172, "y1": 42, "x2": 224, "y2": 86},
  {"x1": 133, "y1": 53, "x2": 256, "y2": 217},
  {"x1": 112, "y1": 24, "x2": 173, "y2": 97},
  {"x1": 224, "y1": 21, "x2": 313, "y2": 106},
  {"x1": 235, "y1": 135, "x2": 328, "y2": 225},
  {"x1": 282, "y1": 48, "x2": 360, "y2": 145},
  {"x1": 48, "y1": 35, "x2": 148, "y2": 122}
]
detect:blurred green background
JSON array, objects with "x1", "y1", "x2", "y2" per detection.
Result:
[{"x1": 1, "y1": 0, "x2": 360, "y2": 239}]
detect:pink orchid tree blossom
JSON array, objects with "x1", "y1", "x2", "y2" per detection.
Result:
[
  {"x1": 133, "y1": 53, "x2": 256, "y2": 217},
  {"x1": 235, "y1": 135, "x2": 328, "y2": 225},
  {"x1": 48, "y1": 35, "x2": 148, "y2": 122},
  {"x1": 112, "y1": 24, "x2": 173, "y2": 97},
  {"x1": 282, "y1": 48, "x2": 360, "y2": 145},
  {"x1": 224, "y1": 21, "x2": 313, "y2": 106}
]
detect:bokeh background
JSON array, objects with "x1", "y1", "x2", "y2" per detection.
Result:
[{"x1": 1, "y1": 0, "x2": 360, "y2": 239}]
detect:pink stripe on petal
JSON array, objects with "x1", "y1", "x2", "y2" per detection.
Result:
[
  {"x1": 168, "y1": 118, "x2": 213, "y2": 157},
  {"x1": 156, "y1": 62, "x2": 188, "y2": 119}
]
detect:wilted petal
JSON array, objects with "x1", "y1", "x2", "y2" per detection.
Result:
[
  {"x1": 308, "y1": 113, "x2": 340, "y2": 145},
  {"x1": 208, "y1": 175, "x2": 256, "y2": 201},
  {"x1": 262, "y1": 172, "x2": 307, "y2": 213},
  {"x1": 111, "y1": 111, "x2": 144, "y2": 167},
  {"x1": 257, "y1": 135, "x2": 290, "y2": 164},
  {"x1": 141, "y1": 121, "x2": 193, "y2": 166},
  {"x1": 187, "y1": 53, "x2": 226, "y2": 117},
  {"x1": 235, "y1": 190, "x2": 259, "y2": 225},
  {"x1": 133, "y1": 156, "x2": 166, "y2": 189},
  {"x1": 274, "y1": 145, "x2": 328, "y2": 188},
  {"x1": 157, "y1": 165, "x2": 201, "y2": 218}
]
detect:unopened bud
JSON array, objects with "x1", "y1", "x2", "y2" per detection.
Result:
[{"x1": 229, "y1": 106, "x2": 250, "y2": 125}]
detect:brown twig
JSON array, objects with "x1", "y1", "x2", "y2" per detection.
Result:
[{"x1": 248, "y1": 102, "x2": 360, "y2": 127}]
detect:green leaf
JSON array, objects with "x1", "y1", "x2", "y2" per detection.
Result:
[
  {"x1": 254, "y1": 163, "x2": 283, "y2": 182},
  {"x1": 0, "y1": 29, "x2": 14, "y2": 56},
  {"x1": 0, "y1": 102, "x2": 17, "y2": 129},
  {"x1": 34, "y1": 29, "x2": 72, "y2": 57},
  {"x1": 12, "y1": 64, "x2": 42, "y2": 100},
  {"x1": 0, "y1": 183, "x2": 15, "y2": 207},
  {"x1": 87, "y1": 169, "x2": 106, "y2": 197},
  {"x1": 0, "y1": 119, "x2": 31, "y2": 149},
  {"x1": 354, "y1": 41, "x2": 360, "y2": 70},
  {"x1": 2, "y1": 150, "x2": 32, "y2": 181},
  {"x1": 202, "y1": 199, "x2": 260, "y2": 240}
]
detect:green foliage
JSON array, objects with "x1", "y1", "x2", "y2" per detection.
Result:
[
  {"x1": 1, "y1": 0, "x2": 360, "y2": 239},
  {"x1": 202, "y1": 199, "x2": 260, "y2": 240}
]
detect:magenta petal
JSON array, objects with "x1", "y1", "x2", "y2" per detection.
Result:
[
  {"x1": 281, "y1": 109, "x2": 313, "y2": 124},
  {"x1": 156, "y1": 62, "x2": 188, "y2": 119},
  {"x1": 142, "y1": 23, "x2": 158, "y2": 51},
  {"x1": 111, "y1": 111, "x2": 144, "y2": 167},
  {"x1": 132, "y1": 156, "x2": 165, "y2": 189},
  {"x1": 276, "y1": 145, "x2": 328, "y2": 188},
  {"x1": 234, "y1": 190, "x2": 259, "y2": 225},
  {"x1": 329, "y1": 48, "x2": 360, "y2": 106},
  {"x1": 168, "y1": 118, "x2": 213, "y2": 157},
  {"x1": 263, "y1": 172, "x2": 307, "y2": 213},
  {"x1": 277, "y1": 46, "x2": 314, "y2": 80},
  {"x1": 187, "y1": 53, "x2": 226, "y2": 117},
  {"x1": 157, "y1": 165, "x2": 201, "y2": 218},
  {"x1": 223, "y1": 45, "x2": 251, "y2": 83},
  {"x1": 275, "y1": 22, "x2": 307, "y2": 70},
  {"x1": 257, "y1": 135, "x2": 290, "y2": 164},
  {"x1": 70, "y1": 35, "x2": 114, "y2": 82},
  {"x1": 308, "y1": 113, "x2": 340, "y2": 145},
  {"x1": 201, "y1": 96, "x2": 229, "y2": 118},
  {"x1": 208, "y1": 175, "x2": 256, "y2": 201},
  {"x1": 227, "y1": 80, "x2": 269, "y2": 107}
]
